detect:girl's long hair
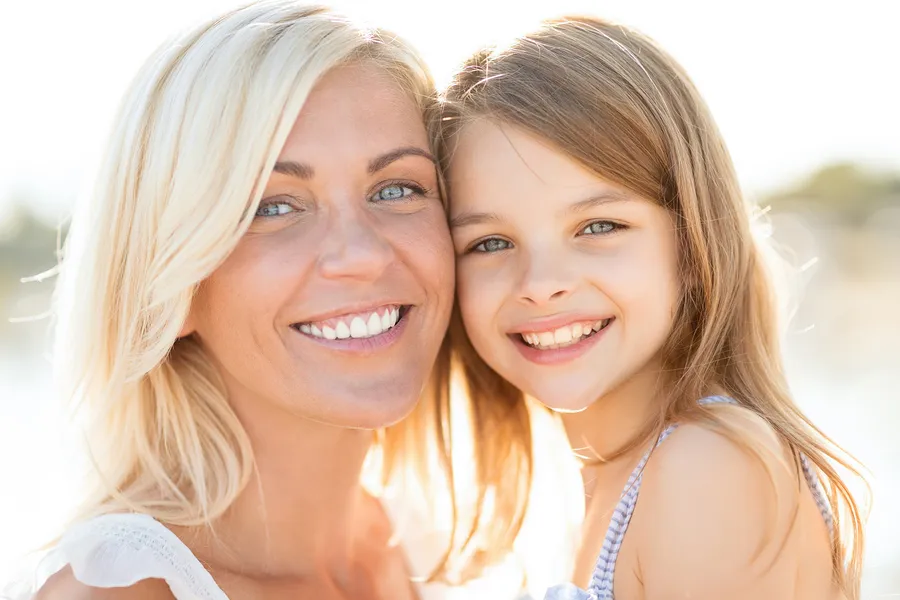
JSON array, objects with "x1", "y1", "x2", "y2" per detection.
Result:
[{"x1": 435, "y1": 16, "x2": 866, "y2": 596}]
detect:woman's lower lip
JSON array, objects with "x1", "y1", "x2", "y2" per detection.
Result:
[
  {"x1": 511, "y1": 320, "x2": 611, "y2": 365},
  {"x1": 292, "y1": 309, "x2": 411, "y2": 354}
]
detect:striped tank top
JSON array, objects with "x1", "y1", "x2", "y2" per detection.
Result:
[{"x1": 541, "y1": 395, "x2": 835, "y2": 600}]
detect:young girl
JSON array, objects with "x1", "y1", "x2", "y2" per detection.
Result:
[{"x1": 436, "y1": 16, "x2": 866, "y2": 600}]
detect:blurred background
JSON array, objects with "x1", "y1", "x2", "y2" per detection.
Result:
[{"x1": 0, "y1": 0, "x2": 897, "y2": 596}]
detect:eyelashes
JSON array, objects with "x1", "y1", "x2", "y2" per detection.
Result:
[
  {"x1": 464, "y1": 220, "x2": 627, "y2": 255},
  {"x1": 255, "y1": 195, "x2": 307, "y2": 218},
  {"x1": 579, "y1": 220, "x2": 622, "y2": 236},
  {"x1": 471, "y1": 238, "x2": 513, "y2": 253},
  {"x1": 368, "y1": 182, "x2": 430, "y2": 203},
  {"x1": 254, "y1": 180, "x2": 433, "y2": 221}
]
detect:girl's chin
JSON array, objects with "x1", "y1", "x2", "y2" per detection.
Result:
[
  {"x1": 544, "y1": 403, "x2": 592, "y2": 414},
  {"x1": 523, "y1": 388, "x2": 601, "y2": 414}
]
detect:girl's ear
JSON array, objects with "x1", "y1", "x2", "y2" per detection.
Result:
[
  {"x1": 676, "y1": 247, "x2": 699, "y2": 292},
  {"x1": 684, "y1": 265, "x2": 700, "y2": 290}
]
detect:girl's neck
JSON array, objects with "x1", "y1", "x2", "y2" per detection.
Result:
[
  {"x1": 560, "y1": 361, "x2": 668, "y2": 516},
  {"x1": 560, "y1": 360, "x2": 665, "y2": 467},
  {"x1": 181, "y1": 381, "x2": 377, "y2": 585}
]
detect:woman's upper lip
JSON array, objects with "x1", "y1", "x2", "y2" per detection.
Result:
[
  {"x1": 508, "y1": 313, "x2": 613, "y2": 334},
  {"x1": 297, "y1": 300, "x2": 413, "y2": 324}
]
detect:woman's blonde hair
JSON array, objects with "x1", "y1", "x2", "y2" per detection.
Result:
[
  {"x1": 435, "y1": 16, "x2": 867, "y2": 596},
  {"x1": 53, "y1": 0, "x2": 520, "y2": 582}
]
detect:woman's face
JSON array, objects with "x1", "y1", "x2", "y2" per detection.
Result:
[
  {"x1": 187, "y1": 63, "x2": 454, "y2": 429},
  {"x1": 448, "y1": 120, "x2": 679, "y2": 412}
]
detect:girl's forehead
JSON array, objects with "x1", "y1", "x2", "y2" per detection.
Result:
[
  {"x1": 450, "y1": 121, "x2": 601, "y2": 186},
  {"x1": 447, "y1": 120, "x2": 657, "y2": 218}
]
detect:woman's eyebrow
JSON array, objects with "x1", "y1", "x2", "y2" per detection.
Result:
[
  {"x1": 273, "y1": 160, "x2": 314, "y2": 179},
  {"x1": 271, "y1": 146, "x2": 435, "y2": 181},
  {"x1": 368, "y1": 146, "x2": 436, "y2": 174}
]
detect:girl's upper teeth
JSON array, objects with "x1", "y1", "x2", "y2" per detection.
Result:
[
  {"x1": 523, "y1": 319, "x2": 610, "y2": 348},
  {"x1": 298, "y1": 306, "x2": 401, "y2": 340}
]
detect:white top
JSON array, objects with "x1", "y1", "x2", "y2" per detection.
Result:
[
  {"x1": 4, "y1": 513, "x2": 227, "y2": 600},
  {"x1": 1, "y1": 511, "x2": 539, "y2": 600},
  {"x1": 1, "y1": 408, "x2": 577, "y2": 599}
]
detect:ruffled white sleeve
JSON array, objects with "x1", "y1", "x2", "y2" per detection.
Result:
[{"x1": 2, "y1": 513, "x2": 228, "y2": 600}]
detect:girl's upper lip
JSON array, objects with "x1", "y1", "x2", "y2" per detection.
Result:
[{"x1": 508, "y1": 313, "x2": 613, "y2": 334}]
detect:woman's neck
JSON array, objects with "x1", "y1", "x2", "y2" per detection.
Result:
[{"x1": 182, "y1": 383, "x2": 377, "y2": 584}]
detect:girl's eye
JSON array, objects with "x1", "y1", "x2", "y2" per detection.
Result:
[
  {"x1": 370, "y1": 183, "x2": 421, "y2": 202},
  {"x1": 579, "y1": 221, "x2": 620, "y2": 235},
  {"x1": 471, "y1": 238, "x2": 512, "y2": 253}
]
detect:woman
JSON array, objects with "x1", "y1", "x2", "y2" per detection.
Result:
[
  {"x1": 436, "y1": 16, "x2": 866, "y2": 600},
  {"x1": 7, "y1": 2, "x2": 532, "y2": 598}
]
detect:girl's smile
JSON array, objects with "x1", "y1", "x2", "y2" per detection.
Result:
[{"x1": 509, "y1": 315, "x2": 615, "y2": 365}]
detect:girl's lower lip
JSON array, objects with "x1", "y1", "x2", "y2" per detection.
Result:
[
  {"x1": 510, "y1": 320, "x2": 612, "y2": 365},
  {"x1": 291, "y1": 308, "x2": 411, "y2": 355}
]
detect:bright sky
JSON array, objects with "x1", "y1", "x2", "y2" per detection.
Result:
[{"x1": 1, "y1": 0, "x2": 898, "y2": 219}]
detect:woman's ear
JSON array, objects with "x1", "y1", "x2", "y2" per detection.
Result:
[
  {"x1": 178, "y1": 317, "x2": 194, "y2": 339},
  {"x1": 178, "y1": 287, "x2": 200, "y2": 338},
  {"x1": 178, "y1": 313, "x2": 196, "y2": 338}
]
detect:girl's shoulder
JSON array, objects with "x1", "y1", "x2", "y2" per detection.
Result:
[
  {"x1": 627, "y1": 403, "x2": 830, "y2": 596},
  {"x1": 638, "y1": 401, "x2": 800, "y2": 547},
  {"x1": 663, "y1": 399, "x2": 788, "y2": 468}
]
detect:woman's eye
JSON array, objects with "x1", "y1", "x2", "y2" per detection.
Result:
[
  {"x1": 255, "y1": 202, "x2": 296, "y2": 218},
  {"x1": 371, "y1": 184, "x2": 418, "y2": 202},
  {"x1": 472, "y1": 238, "x2": 512, "y2": 253},
  {"x1": 580, "y1": 221, "x2": 619, "y2": 235}
]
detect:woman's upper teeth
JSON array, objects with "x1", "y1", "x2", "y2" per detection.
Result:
[
  {"x1": 298, "y1": 306, "x2": 401, "y2": 340},
  {"x1": 522, "y1": 319, "x2": 609, "y2": 348}
]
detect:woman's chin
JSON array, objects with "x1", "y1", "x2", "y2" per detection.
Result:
[
  {"x1": 302, "y1": 393, "x2": 421, "y2": 431},
  {"x1": 352, "y1": 399, "x2": 420, "y2": 430}
]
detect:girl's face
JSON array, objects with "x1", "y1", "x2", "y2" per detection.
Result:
[
  {"x1": 449, "y1": 120, "x2": 680, "y2": 411},
  {"x1": 186, "y1": 63, "x2": 454, "y2": 429}
]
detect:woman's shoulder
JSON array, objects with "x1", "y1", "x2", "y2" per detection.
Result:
[
  {"x1": 9, "y1": 513, "x2": 225, "y2": 600},
  {"x1": 33, "y1": 566, "x2": 173, "y2": 600}
]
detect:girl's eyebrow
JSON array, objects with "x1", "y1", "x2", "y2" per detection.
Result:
[
  {"x1": 564, "y1": 192, "x2": 632, "y2": 215},
  {"x1": 450, "y1": 211, "x2": 501, "y2": 229},
  {"x1": 450, "y1": 192, "x2": 632, "y2": 230}
]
